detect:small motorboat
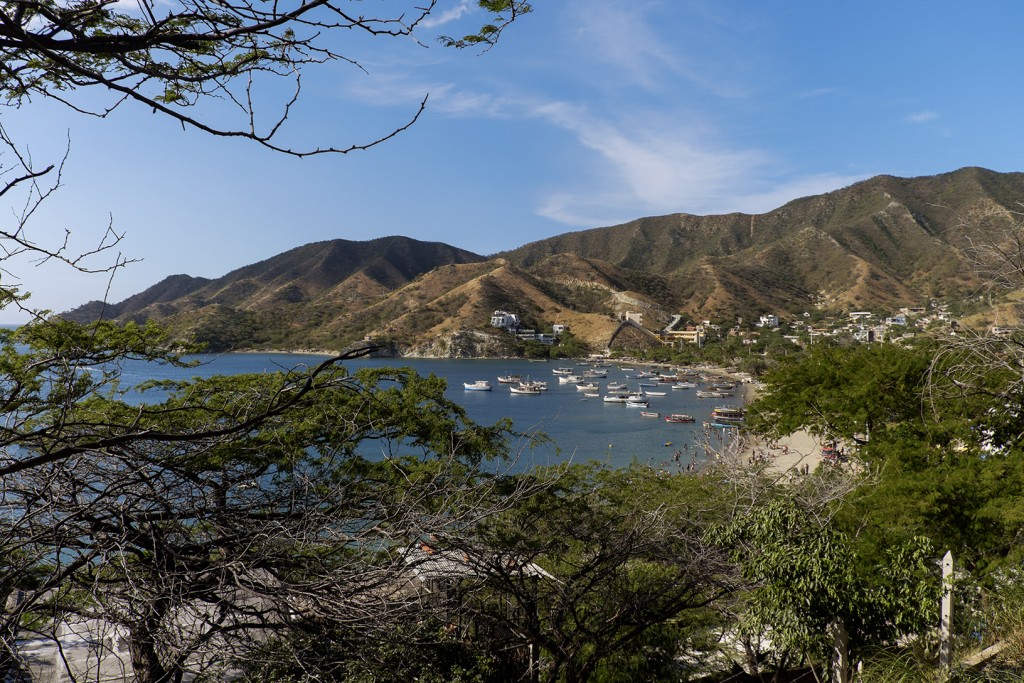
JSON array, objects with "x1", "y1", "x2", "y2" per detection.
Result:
[
  {"x1": 665, "y1": 414, "x2": 696, "y2": 423},
  {"x1": 463, "y1": 380, "x2": 492, "y2": 391},
  {"x1": 640, "y1": 411, "x2": 660, "y2": 418}
]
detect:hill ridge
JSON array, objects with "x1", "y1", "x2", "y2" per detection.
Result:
[{"x1": 61, "y1": 167, "x2": 1024, "y2": 352}]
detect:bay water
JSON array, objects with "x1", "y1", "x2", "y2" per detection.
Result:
[{"x1": 117, "y1": 353, "x2": 742, "y2": 471}]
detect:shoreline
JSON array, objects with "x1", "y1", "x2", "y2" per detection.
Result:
[{"x1": 740, "y1": 379, "x2": 823, "y2": 474}]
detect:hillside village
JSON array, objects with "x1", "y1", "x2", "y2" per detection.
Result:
[{"x1": 484, "y1": 300, "x2": 965, "y2": 362}]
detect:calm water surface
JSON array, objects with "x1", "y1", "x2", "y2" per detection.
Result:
[{"x1": 119, "y1": 354, "x2": 743, "y2": 470}]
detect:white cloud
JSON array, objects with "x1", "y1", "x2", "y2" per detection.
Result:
[
  {"x1": 525, "y1": 101, "x2": 866, "y2": 225},
  {"x1": 332, "y1": 3, "x2": 868, "y2": 229},
  {"x1": 418, "y1": 0, "x2": 476, "y2": 30},
  {"x1": 569, "y1": 1, "x2": 753, "y2": 98},
  {"x1": 907, "y1": 111, "x2": 939, "y2": 123}
]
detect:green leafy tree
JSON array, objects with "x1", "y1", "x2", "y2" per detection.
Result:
[
  {"x1": 0, "y1": 322, "x2": 518, "y2": 682},
  {"x1": 745, "y1": 341, "x2": 937, "y2": 445},
  {"x1": 708, "y1": 497, "x2": 939, "y2": 682},
  {"x1": 0, "y1": 3, "x2": 535, "y2": 680},
  {"x1": 460, "y1": 464, "x2": 736, "y2": 683},
  {"x1": 551, "y1": 330, "x2": 591, "y2": 359}
]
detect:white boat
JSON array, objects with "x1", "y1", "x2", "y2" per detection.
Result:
[
  {"x1": 552, "y1": 367, "x2": 575, "y2": 375},
  {"x1": 607, "y1": 382, "x2": 628, "y2": 391},
  {"x1": 640, "y1": 411, "x2": 660, "y2": 418},
  {"x1": 523, "y1": 380, "x2": 548, "y2": 391},
  {"x1": 644, "y1": 390, "x2": 667, "y2": 396},
  {"x1": 626, "y1": 398, "x2": 649, "y2": 408},
  {"x1": 497, "y1": 374, "x2": 523, "y2": 384},
  {"x1": 510, "y1": 383, "x2": 542, "y2": 395},
  {"x1": 463, "y1": 380, "x2": 492, "y2": 391},
  {"x1": 583, "y1": 392, "x2": 600, "y2": 398},
  {"x1": 582, "y1": 369, "x2": 607, "y2": 378},
  {"x1": 575, "y1": 382, "x2": 600, "y2": 391},
  {"x1": 603, "y1": 393, "x2": 630, "y2": 403},
  {"x1": 696, "y1": 390, "x2": 727, "y2": 398},
  {"x1": 559, "y1": 374, "x2": 584, "y2": 384}
]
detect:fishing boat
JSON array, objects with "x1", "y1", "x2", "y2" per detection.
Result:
[
  {"x1": 710, "y1": 406, "x2": 744, "y2": 423},
  {"x1": 558, "y1": 374, "x2": 584, "y2": 384},
  {"x1": 463, "y1": 380, "x2": 492, "y2": 391},
  {"x1": 606, "y1": 382, "x2": 628, "y2": 391},
  {"x1": 509, "y1": 383, "x2": 542, "y2": 395},
  {"x1": 575, "y1": 381, "x2": 600, "y2": 391},
  {"x1": 626, "y1": 397, "x2": 649, "y2": 408},
  {"x1": 665, "y1": 414, "x2": 696, "y2": 423},
  {"x1": 696, "y1": 390, "x2": 727, "y2": 398},
  {"x1": 672, "y1": 382, "x2": 697, "y2": 390},
  {"x1": 497, "y1": 374, "x2": 523, "y2": 384},
  {"x1": 644, "y1": 390, "x2": 667, "y2": 397},
  {"x1": 552, "y1": 367, "x2": 575, "y2": 375},
  {"x1": 603, "y1": 393, "x2": 630, "y2": 403}
]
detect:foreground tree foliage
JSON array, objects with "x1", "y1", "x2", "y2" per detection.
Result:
[
  {"x1": 0, "y1": 0, "x2": 531, "y2": 155},
  {"x1": 453, "y1": 464, "x2": 737, "y2": 683},
  {"x1": 0, "y1": 319, "x2": 529, "y2": 681},
  {"x1": 743, "y1": 330, "x2": 1024, "y2": 677},
  {"x1": 708, "y1": 496, "x2": 938, "y2": 681}
]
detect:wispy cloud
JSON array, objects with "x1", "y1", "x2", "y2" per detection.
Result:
[
  {"x1": 569, "y1": 1, "x2": 753, "y2": 98},
  {"x1": 906, "y1": 111, "x2": 939, "y2": 123},
  {"x1": 335, "y1": 2, "x2": 866, "y2": 229},
  {"x1": 529, "y1": 103, "x2": 869, "y2": 226},
  {"x1": 418, "y1": 0, "x2": 476, "y2": 30}
]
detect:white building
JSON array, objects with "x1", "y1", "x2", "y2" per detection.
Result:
[{"x1": 490, "y1": 310, "x2": 520, "y2": 329}]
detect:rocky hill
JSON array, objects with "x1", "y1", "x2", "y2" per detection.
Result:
[{"x1": 61, "y1": 167, "x2": 1024, "y2": 353}]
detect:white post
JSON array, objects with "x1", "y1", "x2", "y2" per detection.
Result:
[
  {"x1": 830, "y1": 617, "x2": 849, "y2": 683},
  {"x1": 940, "y1": 550, "x2": 954, "y2": 675}
]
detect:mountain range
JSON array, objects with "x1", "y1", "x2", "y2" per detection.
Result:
[{"x1": 61, "y1": 167, "x2": 1024, "y2": 354}]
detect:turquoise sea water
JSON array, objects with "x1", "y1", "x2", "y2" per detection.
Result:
[{"x1": 117, "y1": 354, "x2": 744, "y2": 470}]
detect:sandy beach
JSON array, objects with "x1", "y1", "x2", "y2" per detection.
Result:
[
  {"x1": 749, "y1": 428, "x2": 824, "y2": 474},
  {"x1": 736, "y1": 378, "x2": 824, "y2": 474}
]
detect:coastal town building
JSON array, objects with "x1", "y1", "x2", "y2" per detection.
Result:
[
  {"x1": 663, "y1": 326, "x2": 705, "y2": 346},
  {"x1": 490, "y1": 310, "x2": 521, "y2": 330},
  {"x1": 622, "y1": 311, "x2": 643, "y2": 325}
]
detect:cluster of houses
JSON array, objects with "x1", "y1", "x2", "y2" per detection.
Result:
[
  {"x1": 737, "y1": 304, "x2": 960, "y2": 346},
  {"x1": 489, "y1": 299, "x2": 1016, "y2": 353},
  {"x1": 614, "y1": 303, "x2": 972, "y2": 350}
]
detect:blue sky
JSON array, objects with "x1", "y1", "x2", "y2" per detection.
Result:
[{"x1": 5, "y1": 1, "x2": 1024, "y2": 321}]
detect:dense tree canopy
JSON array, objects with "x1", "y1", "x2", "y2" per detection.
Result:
[{"x1": 0, "y1": 321, "x2": 524, "y2": 681}]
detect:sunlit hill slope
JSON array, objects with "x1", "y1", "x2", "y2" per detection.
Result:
[{"x1": 62, "y1": 167, "x2": 1024, "y2": 353}]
